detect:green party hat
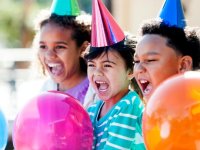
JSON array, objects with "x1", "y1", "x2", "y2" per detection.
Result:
[{"x1": 50, "y1": 0, "x2": 80, "y2": 16}]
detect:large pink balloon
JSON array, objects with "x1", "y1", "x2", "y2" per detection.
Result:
[{"x1": 13, "y1": 91, "x2": 93, "y2": 150}]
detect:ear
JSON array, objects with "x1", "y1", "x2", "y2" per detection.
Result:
[
  {"x1": 178, "y1": 56, "x2": 193, "y2": 73},
  {"x1": 127, "y1": 69, "x2": 134, "y2": 80},
  {"x1": 80, "y1": 41, "x2": 90, "y2": 56}
]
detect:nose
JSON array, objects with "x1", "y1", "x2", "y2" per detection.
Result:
[
  {"x1": 134, "y1": 62, "x2": 146, "y2": 74},
  {"x1": 45, "y1": 49, "x2": 57, "y2": 59},
  {"x1": 93, "y1": 67, "x2": 104, "y2": 77}
]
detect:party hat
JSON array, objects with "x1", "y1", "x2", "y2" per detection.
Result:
[
  {"x1": 91, "y1": 0, "x2": 125, "y2": 47},
  {"x1": 158, "y1": 0, "x2": 186, "y2": 28},
  {"x1": 50, "y1": 0, "x2": 80, "y2": 16}
]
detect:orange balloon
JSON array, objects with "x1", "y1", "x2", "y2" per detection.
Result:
[{"x1": 142, "y1": 71, "x2": 200, "y2": 150}]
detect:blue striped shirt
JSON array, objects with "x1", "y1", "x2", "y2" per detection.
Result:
[{"x1": 87, "y1": 91, "x2": 146, "y2": 150}]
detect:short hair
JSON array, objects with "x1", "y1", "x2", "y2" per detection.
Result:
[
  {"x1": 184, "y1": 27, "x2": 200, "y2": 70},
  {"x1": 139, "y1": 19, "x2": 200, "y2": 70},
  {"x1": 84, "y1": 34, "x2": 136, "y2": 71}
]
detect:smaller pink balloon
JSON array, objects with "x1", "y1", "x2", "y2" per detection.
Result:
[{"x1": 13, "y1": 91, "x2": 93, "y2": 150}]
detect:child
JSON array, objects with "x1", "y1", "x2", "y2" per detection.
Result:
[
  {"x1": 33, "y1": 0, "x2": 96, "y2": 106},
  {"x1": 85, "y1": 0, "x2": 145, "y2": 149},
  {"x1": 85, "y1": 39, "x2": 145, "y2": 149},
  {"x1": 133, "y1": 0, "x2": 200, "y2": 102}
]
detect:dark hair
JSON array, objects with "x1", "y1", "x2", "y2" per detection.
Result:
[
  {"x1": 84, "y1": 35, "x2": 136, "y2": 71},
  {"x1": 38, "y1": 13, "x2": 91, "y2": 47},
  {"x1": 34, "y1": 11, "x2": 91, "y2": 74},
  {"x1": 139, "y1": 19, "x2": 200, "y2": 70},
  {"x1": 185, "y1": 27, "x2": 200, "y2": 70},
  {"x1": 84, "y1": 35, "x2": 143, "y2": 97}
]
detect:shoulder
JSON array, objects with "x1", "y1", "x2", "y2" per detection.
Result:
[
  {"x1": 87, "y1": 100, "x2": 103, "y2": 121},
  {"x1": 116, "y1": 91, "x2": 144, "y2": 117},
  {"x1": 87, "y1": 100, "x2": 102, "y2": 113},
  {"x1": 120, "y1": 91, "x2": 144, "y2": 109},
  {"x1": 83, "y1": 83, "x2": 99, "y2": 109}
]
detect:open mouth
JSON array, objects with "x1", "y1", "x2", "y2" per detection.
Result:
[
  {"x1": 139, "y1": 79, "x2": 152, "y2": 96},
  {"x1": 47, "y1": 63, "x2": 63, "y2": 76},
  {"x1": 95, "y1": 80, "x2": 109, "y2": 92}
]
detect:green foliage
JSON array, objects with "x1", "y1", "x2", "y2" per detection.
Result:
[
  {"x1": 0, "y1": 0, "x2": 92, "y2": 48},
  {"x1": 0, "y1": 0, "x2": 22, "y2": 47},
  {"x1": 0, "y1": 0, "x2": 50, "y2": 48}
]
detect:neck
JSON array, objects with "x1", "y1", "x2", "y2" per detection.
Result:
[
  {"x1": 99, "y1": 89, "x2": 129, "y2": 118},
  {"x1": 58, "y1": 72, "x2": 86, "y2": 91}
]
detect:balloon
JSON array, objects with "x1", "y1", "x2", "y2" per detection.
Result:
[
  {"x1": 13, "y1": 91, "x2": 93, "y2": 150},
  {"x1": 0, "y1": 109, "x2": 8, "y2": 150},
  {"x1": 143, "y1": 71, "x2": 200, "y2": 150}
]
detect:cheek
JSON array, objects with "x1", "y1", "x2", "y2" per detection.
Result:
[
  {"x1": 150, "y1": 68, "x2": 177, "y2": 87},
  {"x1": 62, "y1": 53, "x2": 79, "y2": 65},
  {"x1": 38, "y1": 54, "x2": 45, "y2": 63},
  {"x1": 146, "y1": 65, "x2": 167, "y2": 85},
  {"x1": 59, "y1": 52, "x2": 70, "y2": 60},
  {"x1": 111, "y1": 72, "x2": 128, "y2": 86},
  {"x1": 87, "y1": 69, "x2": 93, "y2": 81}
]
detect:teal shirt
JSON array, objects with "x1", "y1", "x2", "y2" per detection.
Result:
[{"x1": 87, "y1": 91, "x2": 146, "y2": 150}]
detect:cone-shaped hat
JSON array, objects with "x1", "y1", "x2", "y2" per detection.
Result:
[
  {"x1": 158, "y1": 0, "x2": 186, "y2": 28},
  {"x1": 91, "y1": 0, "x2": 125, "y2": 47},
  {"x1": 50, "y1": 0, "x2": 80, "y2": 16}
]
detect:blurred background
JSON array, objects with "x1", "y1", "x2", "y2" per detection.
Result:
[{"x1": 0, "y1": 0, "x2": 199, "y2": 149}]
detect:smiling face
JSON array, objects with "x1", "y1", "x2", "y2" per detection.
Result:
[
  {"x1": 87, "y1": 50, "x2": 131, "y2": 103},
  {"x1": 134, "y1": 34, "x2": 183, "y2": 102},
  {"x1": 38, "y1": 23, "x2": 84, "y2": 87}
]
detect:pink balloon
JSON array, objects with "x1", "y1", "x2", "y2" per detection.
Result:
[{"x1": 13, "y1": 91, "x2": 93, "y2": 150}]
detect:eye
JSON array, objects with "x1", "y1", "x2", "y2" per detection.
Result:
[
  {"x1": 104, "y1": 64, "x2": 112, "y2": 67},
  {"x1": 146, "y1": 59, "x2": 157, "y2": 63},
  {"x1": 133, "y1": 60, "x2": 140, "y2": 64},
  {"x1": 87, "y1": 62, "x2": 95, "y2": 67},
  {"x1": 55, "y1": 45, "x2": 67, "y2": 52},
  {"x1": 39, "y1": 44, "x2": 47, "y2": 50},
  {"x1": 56, "y1": 45, "x2": 66, "y2": 49}
]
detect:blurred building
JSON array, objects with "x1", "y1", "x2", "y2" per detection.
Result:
[{"x1": 112, "y1": 0, "x2": 200, "y2": 34}]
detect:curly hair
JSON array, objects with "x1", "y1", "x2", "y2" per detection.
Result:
[
  {"x1": 33, "y1": 10, "x2": 91, "y2": 75},
  {"x1": 184, "y1": 27, "x2": 200, "y2": 70},
  {"x1": 139, "y1": 19, "x2": 200, "y2": 70},
  {"x1": 35, "y1": 11, "x2": 91, "y2": 47}
]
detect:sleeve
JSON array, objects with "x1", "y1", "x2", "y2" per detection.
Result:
[
  {"x1": 83, "y1": 83, "x2": 99, "y2": 109},
  {"x1": 40, "y1": 78, "x2": 57, "y2": 92},
  {"x1": 103, "y1": 95, "x2": 145, "y2": 150}
]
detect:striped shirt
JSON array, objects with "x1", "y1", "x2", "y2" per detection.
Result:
[{"x1": 87, "y1": 91, "x2": 146, "y2": 150}]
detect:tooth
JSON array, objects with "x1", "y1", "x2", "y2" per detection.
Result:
[
  {"x1": 48, "y1": 63, "x2": 60, "y2": 67},
  {"x1": 140, "y1": 80, "x2": 147, "y2": 83},
  {"x1": 96, "y1": 81, "x2": 105, "y2": 84}
]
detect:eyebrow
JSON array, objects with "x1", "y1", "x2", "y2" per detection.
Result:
[
  {"x1": 56, "y1": 41, "x2": 68, "y2": 45},
  {"x1": 87, "y1": 60, "x2": 117, "y2": 65},
  {"x1": 39, "y1": 41, "x2": 68, "y2": 45},
  {"x1": 102, "y1": 60, "x2": 116, "y2": 64},
  {"x1": 134, "y1": 51, "x2": 160, "y2": 58}
]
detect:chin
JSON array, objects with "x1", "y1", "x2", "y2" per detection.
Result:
[
  {"x1": 143, "y1": 94, "x2": 151, "y2": 104},
  {"x1": 98, "y1": 96, "x2": 108, "y2": 101}
]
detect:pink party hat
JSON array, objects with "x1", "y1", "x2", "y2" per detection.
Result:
[{"x1": 91, "y1": 0, "x2": 125, "y2": 47}]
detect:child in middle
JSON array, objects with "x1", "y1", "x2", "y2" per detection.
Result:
[{"x1": 85, "y1": 0, "x2": 145, "y2": 149}]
